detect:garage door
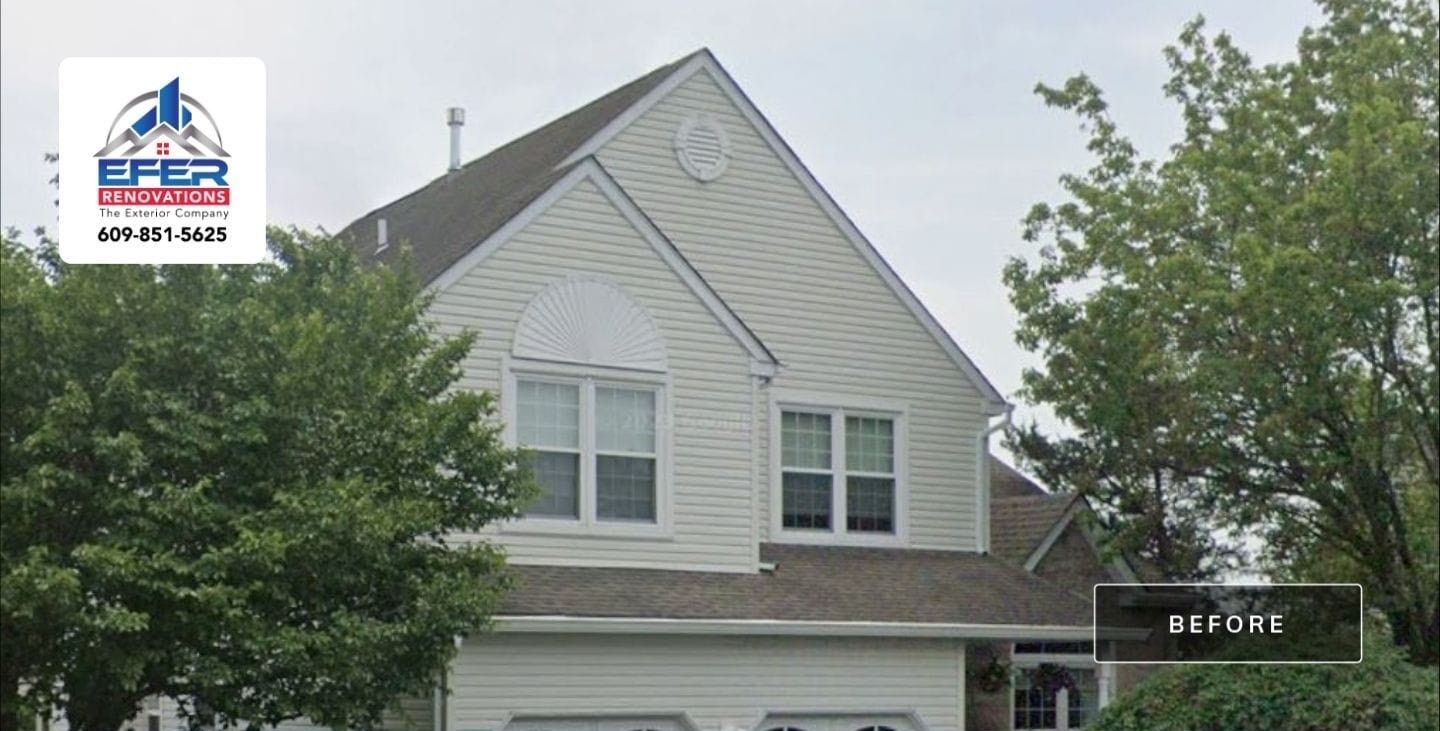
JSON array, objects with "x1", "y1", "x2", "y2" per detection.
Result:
[
  {"x1": 503, "y1": 718, "x2": 687, "y2": 731},
  {"x1": 503, "y1": 714, "x2": 919, "y2": 731},
  {"x1": 756, "y1": 714, "x2": 920, "y2": 731}
]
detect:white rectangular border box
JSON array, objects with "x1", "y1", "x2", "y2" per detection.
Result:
[
  {"x1": 1091, "y1": 582, "x2": 1364, "y2": 665},
  {"x1": 58, "y1": 57, "x2": 266, "y2": 264}
]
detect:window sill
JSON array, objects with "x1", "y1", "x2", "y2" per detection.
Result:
[
  {"x1": 771, "y1": 528, "x2": 906, "y2": 547},
  {"x1": 500, "y1": 518, "x2": 675, "y2": 542}
]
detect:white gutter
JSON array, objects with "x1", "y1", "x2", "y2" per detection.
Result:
[
  {"x1": 975, "y1": 404, "x2": 1015, "y2": 555},
  {"x1": 492, "y1": 615, "x2": 1147, "y2": 641}
]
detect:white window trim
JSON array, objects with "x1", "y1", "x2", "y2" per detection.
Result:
[
  {"x1": 501, "y1": 355, "x2": 674, "y2": 540},
  {"x1": 768, "y1": 389, "x2": 908, "y2": 546},
  {"x1": 1009, "y1": 645, "x2": 1108, "y2": 731}
]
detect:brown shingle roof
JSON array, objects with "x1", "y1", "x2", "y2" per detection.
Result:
[
  {"x1": 990, "y1": 457, "x2": 1049, "y2": 498},
  {"x1": 499, "y1": 543, "x2": 1092, "y2": 627},
  {"x1": 337, "y1": 50, "x2": 703, "y2": 283},
  {"x1": 989, "y1": 493, "x2": 1080, "y2": 566}
]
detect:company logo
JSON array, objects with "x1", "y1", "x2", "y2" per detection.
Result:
[{"x1": 93, "y1": 76, "x2": 231, "y2": 206}]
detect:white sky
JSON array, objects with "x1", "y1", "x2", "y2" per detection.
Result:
[{"x1": 0, "y1": 0, "x2": 1325, "y2": 462}]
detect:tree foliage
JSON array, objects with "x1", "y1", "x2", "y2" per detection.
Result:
[
  {"x1": 1089, "y1": 619, "x2": 1440, "y2": 731},
  {"x1": 1, "y1": 229, "x2": 532, "y2": 730},
  {"x1": 1005, "y1": 0, "x2": 1439, "y2": 661}
]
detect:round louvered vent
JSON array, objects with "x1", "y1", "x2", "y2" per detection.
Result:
[
  {"x1": 674, "y1": 113, "x2": 731, "y2": 182},
  {"x1": 512, "y1": 276, "x2": 667, "y2": 371}
]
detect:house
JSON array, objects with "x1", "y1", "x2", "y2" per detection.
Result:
[
  {"x1": 329, "y1": 49, "x2": 1149, "y2": 731},
  {"x1": 968, "y1": 460, "x2": 1164, "y2": 730}
]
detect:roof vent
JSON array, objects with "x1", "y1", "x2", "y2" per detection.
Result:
[
  {"x1": 674, "y1": 113, "x2": 730, "y2": 182},
  {"x1": 447, "y1": 107, "x2": 465, "y2": 173},
  {"x1": 376, "y1": 218, "x2": 388, "y2": 252}
]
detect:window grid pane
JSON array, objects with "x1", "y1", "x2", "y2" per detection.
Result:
[
  {"x1": 596, "y1": 454, "x2": 656, "y2": 522},
  {"x1": 516, "y1": 380, "x2": 579, "y2": 449},
  {"x1": 596, "y1": 386, "x2": 655, "y2": 454},
  {"x1": 846, "y1": 476, "x2": 895, "y2": 533},
  {"x1": 1068, "y1": 669, "x2": 1099, "y2": 728},
  {"x1": 1013, "y1": 669, "x2": 1057, "y2": 730},
  {"x1": 845, "y1": 416, "x2": 894, "y2": 473},
  {"x1": 781, "y1": 411, "x2": 832, "y2": 470},
  {"x1": 781, "y1": 472, "x2": 832, "y2": 529},
  {"x1": 525, "y1": 451, "x2": 579, "y2": 519},
  {"x1": 1013, "y1": 666, "x2": 1096, "y2": 730}
]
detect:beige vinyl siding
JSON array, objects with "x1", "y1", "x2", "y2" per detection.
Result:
[
  {"x1": 429, "y1": 178, "x2": 758, "y2": 572},
  {"x1": 595, "y1": 69, "x2": 988, "y2": 551},
  {"x1": 449, "y1": 633, "x2": 965, "y2": 730}
]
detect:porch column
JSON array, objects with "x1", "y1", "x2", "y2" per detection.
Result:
[{"x1": 1097, "y1": 650, "x2": 1115, "y2": 708}]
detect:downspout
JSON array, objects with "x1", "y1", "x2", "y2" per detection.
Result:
[
  {"x1": 432, "y1": 671, "x2": 445, "y2": 731},
  {"x1": 750, "y1": 360, "x2": 762, "y2": 571},
  {"x1": 750, "y1": 359, "x2": 778, "y2": 572},
  {"x1": 974, "y1": 404, "x2": 1014, "y2": 554},
  {"x1": 434, "y1": 635, "x2": 460, "y2": 731}
]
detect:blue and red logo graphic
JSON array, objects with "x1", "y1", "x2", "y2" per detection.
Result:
[{"x1": 94, "y1": 77, "x2": 231, "y2": 206}]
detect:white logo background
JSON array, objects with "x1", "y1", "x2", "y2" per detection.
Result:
[{"x1": 59, "y1": 57, "x2": 265, "y2": 264}]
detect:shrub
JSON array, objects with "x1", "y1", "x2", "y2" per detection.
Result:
[{"x1": 1091, "y1": 628, "x2": 1440, "y2": 731}]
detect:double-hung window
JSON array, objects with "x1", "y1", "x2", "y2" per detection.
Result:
[
  {"x1": 780, "y1": 411, "x2": 834, "y2": 529},
  {"x1": 777, "y1": 399, "x2": 903, "y2": 542},
  {"x1": 594, "y1": 386, "x2": 657, "y2": 522},
  {"x1": 516, "y1": 380, "x2": 582, "y2": 518},
  {"x1": 513, "y1": 373, "x2": 663, "y2": 529},
  {"x1": 845, "y1": 415, "x2": 896, "y2": 532}
]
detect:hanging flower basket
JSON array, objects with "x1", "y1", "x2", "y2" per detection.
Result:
[
  {"x1": 1029, "y1": 663, "x2": 1078, "y2": 696},
  {"x1": 970, "y1": 653, "x2": 1012, "y2": 693}
]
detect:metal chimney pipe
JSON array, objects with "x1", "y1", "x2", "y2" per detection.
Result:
[{"x1": 447, "y1": 107, "x2": 465, "y2": 172}]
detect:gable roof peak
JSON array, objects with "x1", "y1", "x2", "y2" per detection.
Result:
[
  {"x1": 423, "y1": 155, "x2": 778, "y2": 369},
  {"x1": 337, "y1": 49, "x2": 1006, "y2": 411}
]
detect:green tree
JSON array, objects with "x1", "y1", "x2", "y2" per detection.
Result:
[
  {"x1": 1, "y1": 229, "x2": 532, "y2": 730},
  {"x1": 1088, "y1": 618, "x2": 1440, "y2": 731},
  {"x1": 1005, "y1": 0, "x2": 1439, "y2": 661}
]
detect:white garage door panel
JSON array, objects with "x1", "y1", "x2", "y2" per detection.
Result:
[
  {"x1": 503, "y1": 715, "x2": 918, "y2": 731},
  {"x1": 758, "y1": 715, "x2": 918, "y2": 731},
  {"x1": 451, "y1": 635, "x2": 963, "y2": 730},
  {"x1": 504, "y1": 719, "x2": 686, "y2": 731}
]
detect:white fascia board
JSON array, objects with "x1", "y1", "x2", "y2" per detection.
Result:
[
  {"x1": 493, "y1": 615, "x2": 1107, "y2": 640},
  {"x1": 426, "y1": 157, "x2": 777, "y2": 369},
  {"x1": 750, "y1": 358, "x2": 779, "y2": 378},
  {"x1": 561, "y1": 50, "x2": 1008, "y2": 414},
  {"x1": 585, "y1": 161, "x2": 779, "y2": 368},
  {"x1": 427, "y1": 161, "x2": 593, "y2": 294},
  {"x1": 1023, "y1": 496, "x2": 1146, "y2": 585},
  {"x1": 1022, "y1": 496, "x2": 1085, "y2": 572},
  {"x1": 1074, "y1": 497, "x2": 1144, "y2": 584}
]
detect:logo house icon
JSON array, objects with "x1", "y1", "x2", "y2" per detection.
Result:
[
  {"x1": 94, "y1": 77, "x2": 229, "y2": 158},
  {"x1": 93, "y1": 76, "x2": 232, "y2": 205}
]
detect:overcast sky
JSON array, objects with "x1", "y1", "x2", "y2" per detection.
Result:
[{"x1": 1, "y1": 0, "x2": 1325, "y2": 454}]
